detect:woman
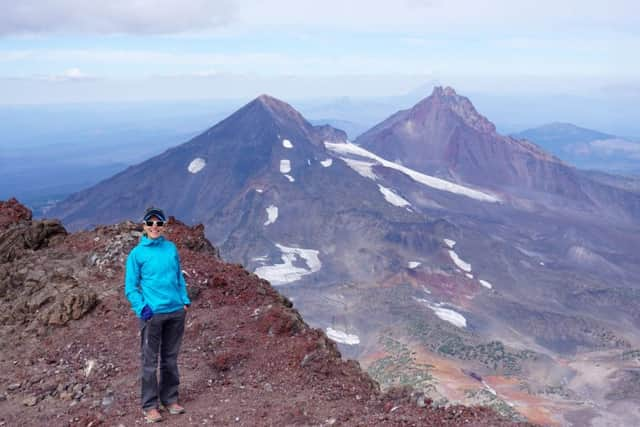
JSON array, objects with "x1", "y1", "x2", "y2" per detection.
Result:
[{"x1": 124, "y1": 207, "x2": 191, "y2": 423}]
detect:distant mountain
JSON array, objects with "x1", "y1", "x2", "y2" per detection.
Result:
[
  {"x1": 514, "y1": 122, "x2": 614, "y2": 146},
  {"x1": 309, "y1": 118, "x2": 368, "y2": 140},
  {"x1": 513, "y1": 122, "x2": 640, "y2": 173},
  {"x1": 49, "y1": 90, "x2": 640, "y2": 425},
  {"x1": 356, "y1": 87, "x2": 640, "y2": 222},
  {"x1": 355, "y1": 87, "x2": 570, "y2": 193}
]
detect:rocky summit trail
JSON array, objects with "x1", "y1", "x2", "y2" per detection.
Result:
[{"x1": 0, "y1": 198, "x2": 531, "y2": 426}]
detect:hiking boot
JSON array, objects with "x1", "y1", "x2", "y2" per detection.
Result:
[
  {"x1": 144, "y1": 408, "x2": 163, "y2": 423},
  {"x1": 165, "y1": 402, "x2": 185, "y2": 415}
]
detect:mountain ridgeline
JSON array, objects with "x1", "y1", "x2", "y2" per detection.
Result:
[{"x1": 47, "y1": 87, "x2": 640, "y2": 426}]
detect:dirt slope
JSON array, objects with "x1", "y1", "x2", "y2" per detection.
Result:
[{"x1": 0, "y1": 198, "x2": 530, "y2": 426}]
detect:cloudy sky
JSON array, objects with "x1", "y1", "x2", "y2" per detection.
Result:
[{"x1": 1, "y1": 0, "x2": 638, "y2": 104}]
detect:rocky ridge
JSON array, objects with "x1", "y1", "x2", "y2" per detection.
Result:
[{"x1": 0, "y1": 198, "x2": 528, "y2": 426}]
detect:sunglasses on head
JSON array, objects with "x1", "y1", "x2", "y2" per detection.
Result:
[{"x1": 144, "y1": 220, "x2": 165, "y2": 227}]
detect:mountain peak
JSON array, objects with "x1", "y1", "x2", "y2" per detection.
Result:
[
  {"x1": 251, "y1": 94, "x2": 308, "y2": 124},
  {"x1": 420, "y1": 86, "x2": 496, "y2": 134},
  {"x1": 255, "y1": 93, "x2": 283, "y2": 106},
  {"x1": 432, "y1": 86, "x2": 458, "y2": 97},
  {"x1": 205, "y1": 94, "x2": 314, "y2": 144}
]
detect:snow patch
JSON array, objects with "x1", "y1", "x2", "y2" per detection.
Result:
[
  {"x1": 253, "y1": 243, "x2": 321, "y2": 286},
  {"x1": 282, "y1": 139, "x2": 293, "y2": 148},
  {"x1": 449, "y1": 250, "x2": 471, "y2": 272},
  {"x1": 255, "y1": 188, "x2": 264, "y2": 193},
  {"x1": 408, "y1": 261, "x2": 421, "y2": 269},
  {"x1": 479, "y1": 279, "x2": 493, "y2": 289},
  {"x1": 280, "y1": 159, "x2": 291, "y2": 173},
  {"x1": 431, "y1": 306, "x2": 467, "y2": 328},
  {"x1": 284, "y1": 174, "x2": 295, "y2": 182},
  {"x1": 187, "y1": 157, "x2": 206, "y2": 174},
  {"x1": 84, "y1": 359, "x2": 96, "y2": 377},
  {"x1": 444, "y1": 238, "x2": 456, "y2": 248},
  {"x1": 482, "y1": 381, "x2": 498, "y2": 396},
  {"x1": 325, "y1": 141, "x2": 500, "y2": 203},
  {"x1": 321, "y1": 158, "x2": 333, "y2": 167},
  {"x1": 466, "y1": 273, "x2": 474, "y2": 279},
  {"x1": 342, "y1": 158, "x2": 377, "y2": 179},
  {"x1": 413, "y1": 298, "x2": 467, "y2": 328},
  {"x1": 378, "y1": 184, "x2": 411, "y2": 207},
  {"x1": 264, "y1": 205, "x2": 278, "y2": 226},
  {"x1": 326, "y1": 327, "x2": 360, "y2": 345}
]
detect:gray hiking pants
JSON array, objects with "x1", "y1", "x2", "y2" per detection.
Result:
[{"x1": 139, "y1": 308, "x2": 186, "y2": 410}]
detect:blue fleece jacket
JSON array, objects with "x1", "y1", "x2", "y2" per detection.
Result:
[{"x1": 124, "y1": 235, "x2": 191, "y2": 317}]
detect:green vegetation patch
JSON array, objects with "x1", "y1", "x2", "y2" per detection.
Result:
[
  {"x1": 367, "y1": 335, "x2": 436, "y2": 394},
  {"x1": 406, "y1": 317, "x2": 535, "y2": 374},
  {"x1": 464, "y1": 389, "x2": 526, "y2": 422}
]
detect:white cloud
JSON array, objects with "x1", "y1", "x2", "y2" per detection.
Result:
[
  {"x1": 0, "y1": 0, "x2": 234, "y2": 35},
  {"x1": 190, "y1": 70, "x2": 219, "y2": 78},
  {"x1": 60, "y1": 67, "x2": 88, "y2": 80},
  {"x1": 35, "y1": 67, "x2": 96, "y2": 82},
  {"x1": 0, "y1": 49, "x2": 439, "y2": 84},
  {"x1": 0, "y1": 51, "x2": 33, "y2": 61},
  {"x1": 1, "y1": 1, "x2": 637, "y2": 103},
  {"x1": 0, "y1": 49, "x2": 289, "y2": 68},
  {"x1": 235, "y1": 0, "x2": 640, "y2": 33},
  {"x1": 3, "y1": 0, "x2": 637, "y2": 36},
  {"x1": 0, "y1": 72, "x2": 434, "y2": 104}
]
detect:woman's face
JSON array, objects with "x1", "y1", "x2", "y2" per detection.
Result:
[{"x1": 143, "y1": 215, "x2": 165, "y2": 239}]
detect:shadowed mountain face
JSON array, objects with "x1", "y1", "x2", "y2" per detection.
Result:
[
  {"x1": 49, "y1": 89, "x2": 640, "y2": 425},
  {"x1": 50, "y1": 95, "x2": 344, "y2": 229}
]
